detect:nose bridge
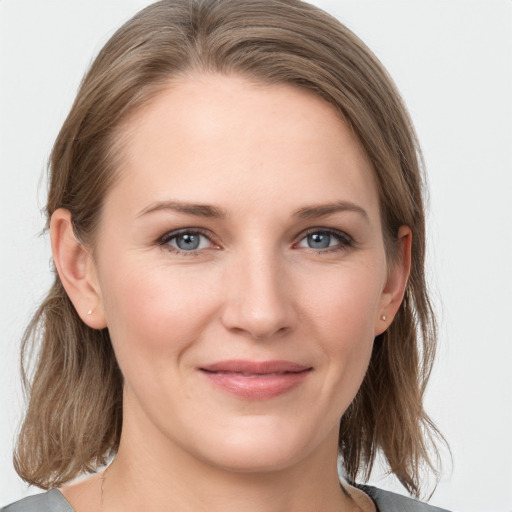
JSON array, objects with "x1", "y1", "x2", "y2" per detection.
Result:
[{"x1": 221, "y1": 243, "x2": 294, "y2": 339}]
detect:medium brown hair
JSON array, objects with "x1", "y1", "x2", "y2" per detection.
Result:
[{"x1": 15, "y1": 0, "x2": 443, "y2": 497}]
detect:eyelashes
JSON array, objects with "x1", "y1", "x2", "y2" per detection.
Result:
[
  {"x1": 159, "y1": 228, "x2": 217, "y2": 255},
  {"x1": 296, "y1": 228, "x2": 354, "y2": 252},
  {"x1": 158, "y1": 227, "x2": 355, "y2": 256}
]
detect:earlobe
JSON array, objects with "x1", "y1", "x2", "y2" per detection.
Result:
[
  {"x1": 374, "y1": 226, "x2": 412, "y2": 336},
  {"x1": 50, "y1": 209, "x2": 107, "y2": 329}
]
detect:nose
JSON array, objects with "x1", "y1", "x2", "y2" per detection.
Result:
[{"x1": 220, "y1": 249, "x2": 296, "y2": 340}]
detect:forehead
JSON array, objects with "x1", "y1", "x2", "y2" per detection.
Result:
[{"x1": 110, "y1": 73, "x2": 380, "y2": 222}]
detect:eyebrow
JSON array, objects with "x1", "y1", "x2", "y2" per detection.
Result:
[
  {"x1": 137, "y1": 199, "x2": 369, "y2": 222},
  {"x1": 293, "y1": 201, "x2": 369, "y2": 222},
  {"x1": 137, "y1": 200, "x2": 227, "y2": 219}
]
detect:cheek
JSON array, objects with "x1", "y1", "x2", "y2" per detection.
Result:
[
  {"x1": 302, "y1": 263, "x2": 384, "y2": 397},
  {"x1": 100, "y1": 260, "x2": 219, "y2": 370},
  {"x1": 305, "y1": 262, "x2": 384, "y2": 342}
]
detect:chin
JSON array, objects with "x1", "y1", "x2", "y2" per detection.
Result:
[
  {"x1": 203, "y1": 445, "x2": 303, "y2": 474},
  {"x1": 188, "y1": 417, "x2": 329, "y2": 474}
]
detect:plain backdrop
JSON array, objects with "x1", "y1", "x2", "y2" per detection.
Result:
[{"x1": 1, "y1": 1, "x2": 511, "y2": 511}]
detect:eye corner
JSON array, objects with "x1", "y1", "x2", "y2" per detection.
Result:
[
  {"x1": 294, "y1": 227, "x2": 355, "y2": 253},
  {"x1": 158, "y1": 228, "x2": 220, "y2": 255}
]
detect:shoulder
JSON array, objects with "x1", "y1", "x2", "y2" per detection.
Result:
[
  {"x1": 360, "y1": 485, "x2": 452, "y2": 512},
  {"x1": 1, "y1": 490, "x2": 75, "y2": 512}
]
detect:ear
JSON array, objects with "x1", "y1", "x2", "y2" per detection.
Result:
[
  {"x1": 374, "y1": 225, "x2": 412, "y2": 336},
  {"x1": 50, "y1": 208, "x2": 107, "y2": 329}
]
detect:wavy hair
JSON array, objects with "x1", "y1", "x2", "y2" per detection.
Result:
[{"x1": 15, "y1": 0, "x2": 444, "y2": 497}]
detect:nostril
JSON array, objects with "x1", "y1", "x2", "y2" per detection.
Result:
[{"x1": 251, "y1": 325, "x2": 290, "y2": 340}]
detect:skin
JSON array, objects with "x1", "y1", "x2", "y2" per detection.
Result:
[{"x1": 53, "y1": 74, "x2": 411, "y2": 512}]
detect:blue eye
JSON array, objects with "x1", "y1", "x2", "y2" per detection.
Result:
[
  {"x1": 160, "y1": 230, "x2": 213, "y2": 252},
  {"x1": 297, "y1": 230, "x2": 352, "y2": 251},
  {"x1": 159, "y1": 228, "x2": 351, "y2": 255}
]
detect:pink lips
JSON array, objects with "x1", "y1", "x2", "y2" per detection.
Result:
[{"x1": 199, "y1": 360, "x2": 312, "y2": 400}]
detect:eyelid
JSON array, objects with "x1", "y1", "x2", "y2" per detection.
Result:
[
  {"x1": 157, "y1": 226, "x2": 354, "y2": 255},
  {"x1": 158, "y1": 228, "x2": 219, "y2": 254},
  {"x1": 294, "y1": 227, "x2": 354, "y2": 251}
]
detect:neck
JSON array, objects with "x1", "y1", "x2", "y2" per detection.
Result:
[{"x1": 102, "y1": 422, "x2": 353, "y2": 512}]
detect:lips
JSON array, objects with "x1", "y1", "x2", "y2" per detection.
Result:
[{"x1": 198, "y1": 360, "x2": 312, "y2": 400}]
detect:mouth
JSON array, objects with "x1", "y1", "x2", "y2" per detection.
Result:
[{"x1": 198, "y1": 360, "x2": 312, "y2": 400}]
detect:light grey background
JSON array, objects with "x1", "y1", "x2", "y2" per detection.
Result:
[{"x1": 1, "y1": 1, "x2": 511, "y2": 511}]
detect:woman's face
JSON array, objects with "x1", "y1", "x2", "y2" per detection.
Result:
[{"x1": 87, "y1": 74, "x2": 406, "y2": 472}]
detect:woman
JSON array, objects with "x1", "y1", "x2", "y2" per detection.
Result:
[{"x1": 3, "y1": 0, "x2": 450, "y2": 511}]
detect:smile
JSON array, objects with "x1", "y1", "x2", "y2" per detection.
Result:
[{"x1": 199, "y1": 360, "x2": 312, "y2": 400}]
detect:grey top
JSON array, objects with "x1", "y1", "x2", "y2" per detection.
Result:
[
  {"x1": 2, "y1": 490, "x2": 73, "y2": 512},
  {"x1": 361, "y1": 485, "x2": 451, "y2": 512},
  {"x1": 2, "y1": 486, "x2": 451, "y2": 512}
]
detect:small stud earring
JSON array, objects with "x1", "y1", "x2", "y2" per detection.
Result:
[
  {"x1": 87, "y1": 309, "x2": 93, "y2": 315},
  {"x1": 381, "y1": 314, "x2": 386, "y2": 321}
]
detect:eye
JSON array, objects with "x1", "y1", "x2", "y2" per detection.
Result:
[
  {"x1": 296, "y1": 229, "x2": 353, "y2": 251},
  {"x1": 159, "y1": 229, "x2": 215, "y2": 253}
]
